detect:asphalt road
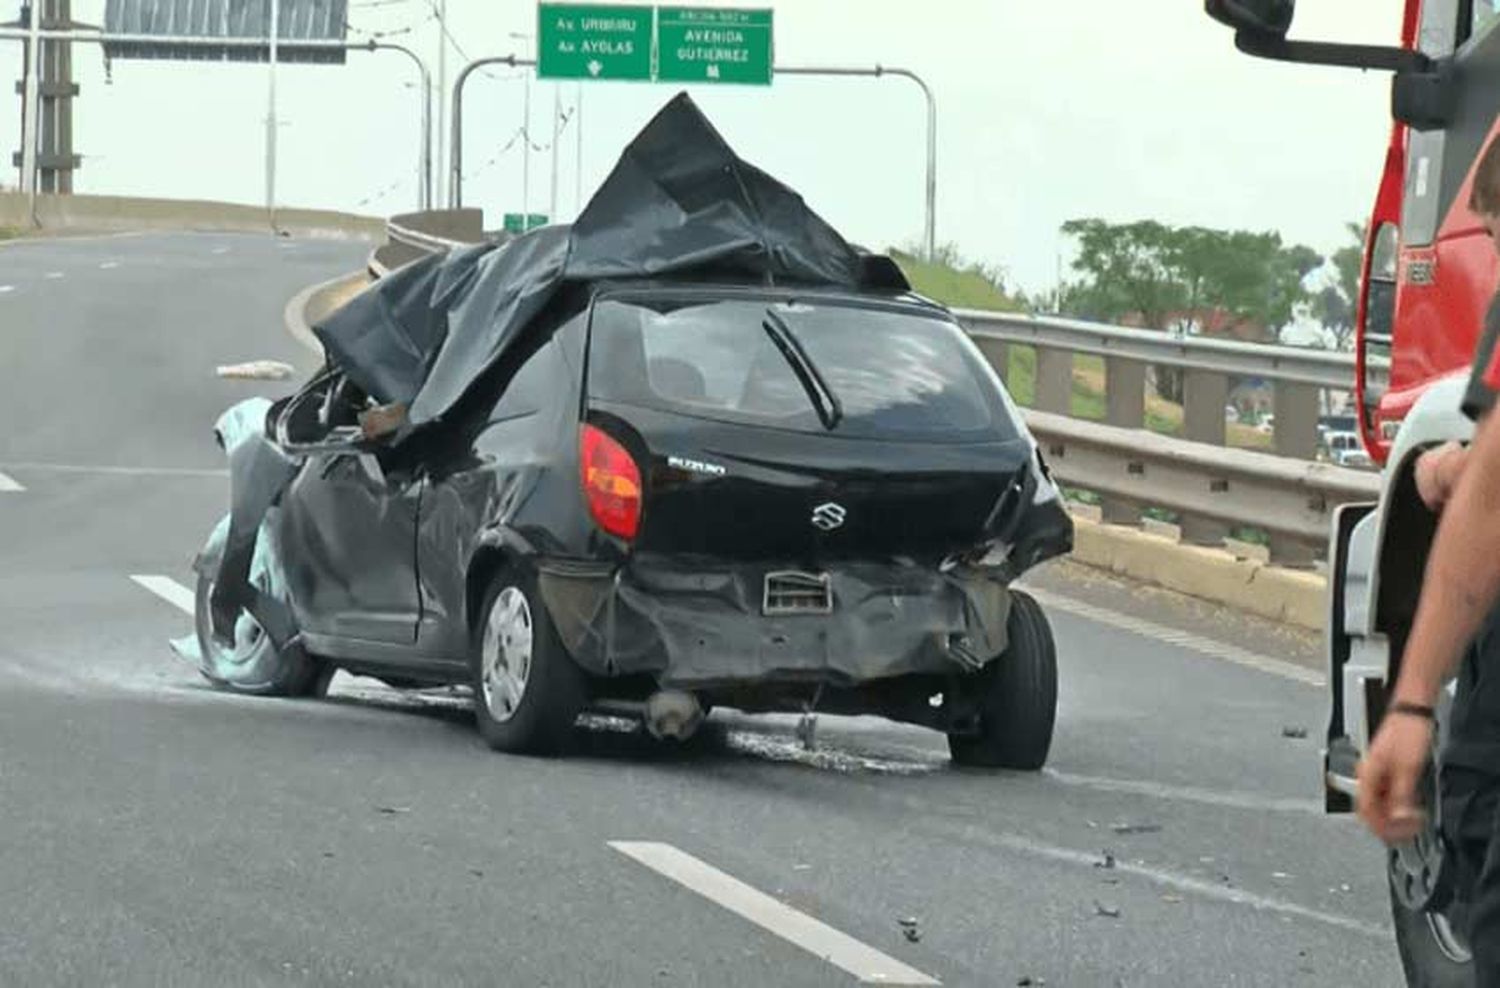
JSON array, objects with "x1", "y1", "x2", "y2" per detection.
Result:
[{"x1": 0, "y1": 232, "x2": 1404, "y2": 987}]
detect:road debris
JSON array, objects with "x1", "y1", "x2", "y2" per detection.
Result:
[
  {"x1": 375, "y1": 805, "x2": 411, "y2": 815},
  {"x1": 1016, "y1": 978, "x2": 1046, "y2": 986},
  {"x1": 1109, "y1": 821, "x2": 1162, "y2": 836},
  {"x1": 898, "y1": 917, "x2": 922, "y2": 943},
  {"x1": 1094, "y1": 850, "x2": 1117, "y2": 870},
  {"x1": 1161, "y1": 894, "x2": 1183, "y2": 903},
  {"x1": 215, "y1": 359, "x2": 296, "y2": 381},
  {"x1": 1093, "y1": 900, "x2": 1122, "y2": 919},
  {"x1": 796, "y1": 711, "x2": 818, "y2": 751},
  {"x1": 1281, "y1": 725, "x2": 1309, "y2": 739}
]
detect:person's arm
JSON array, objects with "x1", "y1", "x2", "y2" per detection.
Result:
[{"x1": 1360, "y1": 412, "x2": 1500, "y2": 843}]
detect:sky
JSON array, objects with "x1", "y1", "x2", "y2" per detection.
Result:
[{"x1": 0, "y1": 1, "x2": 1404, "y2": 293}]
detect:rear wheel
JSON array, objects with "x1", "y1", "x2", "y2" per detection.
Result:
[
  {"x1": 947, "y1": 590, "x2": 1058, "y2": 770},
  {"x1": 471, "y1": 567, "x2": 586, "y2": 755},
  {"x1": 1388, "y1": 761, "x2": 1473, "y2": 988},
  {"x1": 193, "y1": 573, "x2": 331, "y2": 697}
]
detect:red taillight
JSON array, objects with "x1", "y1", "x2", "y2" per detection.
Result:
[{"x1": 579, "y1": 423, "x2": 642, "y2": 541}]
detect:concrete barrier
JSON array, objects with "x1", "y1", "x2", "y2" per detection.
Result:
[
  {"x1": 0, "y1": 192, "x2": 383, "y2": 241},
  {"x1": 1067, "y1": 514, "x2": 1327, "y2": 631},
  {"x1": 283, "y1": 269, "x2": 372, "y2": 356}
]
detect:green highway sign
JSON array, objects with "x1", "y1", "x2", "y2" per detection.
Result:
[
  {"x1": 502, "y1": 213, "x2": 550, "y2": 233},
  {"x1": 537, "y1": 3, "x2": 654, "y2": 81},
  {"x1": 656, "y1": 7, "x2": 773, "y2": 85}
]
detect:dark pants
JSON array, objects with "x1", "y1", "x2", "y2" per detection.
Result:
[
  {"x1": 1440, "y1": 608, "x2": 1500, "y2": 984},
  {"x1": 1440, "y1": 765, "x2": 1500, "y2": 983}
]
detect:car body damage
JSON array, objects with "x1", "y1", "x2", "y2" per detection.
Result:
[
  {"x1": 539, "y1": 558, "x2": 1014, "y2": 688},
  {"x1": 190, "y1": 91, "x2": 1073, "y2": 763}
]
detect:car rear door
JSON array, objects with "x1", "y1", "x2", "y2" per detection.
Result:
[{"x1": 586, "y1": 292, "x2": 1046, "y2": 564}]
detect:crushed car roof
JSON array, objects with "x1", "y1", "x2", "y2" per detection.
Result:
[{"x1": 312, "y1": 92, "x2": 914, "y2": 429}]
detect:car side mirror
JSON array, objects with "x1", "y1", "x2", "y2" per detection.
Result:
[{"x1": 1205, "y1": 0, "x2": 1294, "y2": 37}]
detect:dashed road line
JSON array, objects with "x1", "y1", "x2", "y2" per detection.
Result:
[
  {"x1": 98, "y1": 261, "x2": 119, "y2": 270},
  {"x1": 44, "y1": 271, "x2": 63, "y2": 280},
  {"x1": 1042, "y1": 768, "x2": 1321, "y2": 814},
  {"x1": 211, "y1": 246, "x2": 231, "y2": 255},
  {"x1": 610, "y1": 841, "x2": 940, "y2": 986},
  {"x1": 0, "y1": 471, "x2": 23, "y2": 492},
  {"x1": 0, "y1": 285, "x2": 14, "y2": 294},
  {"x1": 1025, "y1": 586, "x2": 1325, "y2": 687},
  {"x1": 129, "y1": 575, "x2": 195, "y2": 616},
  {"x1": 952, "y1": 826, "x2": 1388, "y2": 940}
]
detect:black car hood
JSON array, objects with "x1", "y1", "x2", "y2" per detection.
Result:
[{"x1": 313, "y1": 91, "x2": 910, "y2": 428}]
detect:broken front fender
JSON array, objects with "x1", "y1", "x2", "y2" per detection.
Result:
[{"x1": 203, "y1": 398, "x2": 304, "y2": 651}]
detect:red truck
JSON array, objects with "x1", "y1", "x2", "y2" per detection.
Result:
[{"x1": 1208, "y1": 1, "x2": 1500, "y2": 983}]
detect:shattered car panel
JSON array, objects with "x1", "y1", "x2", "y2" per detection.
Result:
[
  {"x1": 540, "y1": 558, "x2": 1013, "y2": 688},
  {"x1": 194, "y1": 91, "x2": 1073, "y2": 743},
  {"x1": 311, "y1": 92, "x2": 907, "y2": 430}
]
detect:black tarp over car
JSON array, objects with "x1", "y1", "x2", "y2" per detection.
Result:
[{"x1": 312, "y1": 92, "x2": 910, "y2": 430}]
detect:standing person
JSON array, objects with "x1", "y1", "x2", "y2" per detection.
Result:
[{"x1": 1358, "y1": 137, "x2": 1500, "y2": 983}]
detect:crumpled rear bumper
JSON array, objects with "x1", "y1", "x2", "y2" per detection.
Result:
[{"x1": 539, "y1": 557, "x2": 1012, "y2": 688}]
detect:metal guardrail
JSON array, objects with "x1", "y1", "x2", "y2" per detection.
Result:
[
  {"x1": 958, "y1": 310, "x2": 1355, "y2": 390},
  {"x1": 1026, "y1": 411, "x2": 1379, "y2": 544},
  {"x1": 373, "y1": 211, "x2": 1373, "y2": 565}
]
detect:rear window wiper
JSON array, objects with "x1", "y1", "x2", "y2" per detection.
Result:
[{"x1": 762, "y1": 308, "x2": 843, "y2": 430}]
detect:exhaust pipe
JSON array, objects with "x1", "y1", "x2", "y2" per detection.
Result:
[{"x1": 645, "y1": 689, "x2": 704, "y2": 741}]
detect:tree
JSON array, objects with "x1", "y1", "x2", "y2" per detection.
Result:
[
  {"x1": 1058, "y1": 219, "x2": 1185, "y2": 330},
  {"x1": 1313, "y1": 284, "x2": 1354, "y2": 348},
  {"x1": 1059, "y1": 218, "x2": 1320, "y2": 399},
  {"x1": 1312, "y1": 221, "x2": 1365, "y2": 350},
  {"x1": 1060, "y1": 219, "x2": 1318, "y2": 339}
]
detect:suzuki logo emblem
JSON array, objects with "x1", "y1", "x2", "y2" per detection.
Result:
[{"x1": 811, "y1": 502, "x2": 847, "y2": 531}]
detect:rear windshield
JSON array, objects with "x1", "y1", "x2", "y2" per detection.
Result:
[{"x1": 587, "y1": 295, "x2": 1010, "y2": 442}]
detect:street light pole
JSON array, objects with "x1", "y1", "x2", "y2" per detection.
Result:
[
  {"x1": 265, "y1": 0, "x2": 280, "y2": 229},
  {"x1": 435, "y1": 0, "x2": 446, "y2": 207},
  {"x1": 574, "y1": 83, "x2": 583, "y2": 215},
  {"x1": 549, "y1": 84, "x2": 560, "y2": 222},
  {"x1": 448, "y1": 58, "x2": 937, "y2": 255},
  {"x1": 448, "y1": 54, "x2": 533, "y2": 209},
  {"x1": 20, "y1": 0, "x2": 41, "y2": 221},
  {"x1": 776, "y1": 64, "x2": 937, "y2": 261},
  {"x1": 521, "y1": 71, "x2": 531, "y2": 221},
  {"x1": 362, "y1": 39, "x2": 432, "y2": 210}
]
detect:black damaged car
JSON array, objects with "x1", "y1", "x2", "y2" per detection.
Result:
[{"x1": 185, "y1": 94, "x2": 1073, "y2": 768}]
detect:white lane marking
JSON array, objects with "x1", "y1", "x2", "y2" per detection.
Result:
[
  {"x1": 211, "y1": 246, "x2": 231, "y2": 255},
  {"x1": 98, "y1": 261, "x2": 119, "y2": 270},
  {"x1": 44, "y1": 271, "x2": 63, "y2": 280},
  {"x1": 610, "y1": 841, "x2": 940, "y2": 986},
  {"x1": 0, "y1": 230, "x2": 145, "y2": 250},
  {"x1": 1043, "y1": 769, "x2": 1321, "y2": 815},
  {"x1": 0, "y1": 471, "x2": 23, "y2": 492},
  {"x1": 0, "y1": 461, "x2": 227, "y2": 479},
  {"x1": 0, "y1": 285, "x2": 14, "y2": 294},
  {"x1": 1025, "y1": 586, "x2": 1325, "y2": 687},
  {"x1": 129, "y1": 575, "x2": 196, "y2": 615},
  {"x1": 962, "y1": 827, "x2": 1387, "y2": 940}
]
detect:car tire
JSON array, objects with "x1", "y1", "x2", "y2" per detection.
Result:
[
  {"x1": 947, "y1": 590, "x2": 1058, "y2": 771},
  {"x1": 1390, "y1": 882, "x2": 1473, "y2": 987},
  {"x1": 471, "y1": 566, "x2": 586, "y2": 755},
  {"x1": 193, "y1": 572, "x2": 332, "y2": 698}
]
